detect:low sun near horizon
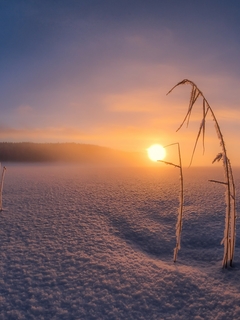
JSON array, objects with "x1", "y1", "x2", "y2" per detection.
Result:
[{"x1": 147, "y1": 144, "x2": 166, "y2": 162}]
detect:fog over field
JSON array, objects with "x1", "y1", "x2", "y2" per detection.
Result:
[{"x1": 0, "y1": 165, "x2": 240, "y2": 319}]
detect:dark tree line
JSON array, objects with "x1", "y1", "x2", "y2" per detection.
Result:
[{"x1": 0, "y1": 142, "x2": 142, "y2": 165}]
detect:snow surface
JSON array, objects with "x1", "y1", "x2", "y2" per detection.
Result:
[{"x1": 1, "y1": 164, "x2": 240, "y2": 319}]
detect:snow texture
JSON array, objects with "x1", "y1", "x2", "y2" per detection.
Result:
[{"x1": 1, "y1": 164, "x2": 240, "y2": 319}]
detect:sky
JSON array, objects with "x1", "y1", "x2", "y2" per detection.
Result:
[{"x1": 1, "y1": 0, "x2": 240, "y2": 166}]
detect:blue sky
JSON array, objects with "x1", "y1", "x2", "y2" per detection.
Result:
[{"x1": 1, "y1": 0, "x2": 240, "y2": 165}]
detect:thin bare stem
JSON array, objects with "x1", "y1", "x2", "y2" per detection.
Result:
[
  {"x1": 159, "y1": 142, "x2": 184, "y2": 262},
  {"x1": 209, "y1": 180, "x2": 227, "y2": 185},
  {"x1": 202, "y1": 100, "x2": 206, "y2": 153},
  {"x1": 158, "y1": 160, "x2": 180, "y2": 168},
  {"x1": 175, "y1": 143, "x2": 184, "y2": 263},
  {"x1": 0, "y1": 166, "x2": 6, "y2": 211}
]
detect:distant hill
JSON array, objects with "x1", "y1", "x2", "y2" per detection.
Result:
[{"x1": 0, "y1": 142, "x2": 149, "y2": 166}]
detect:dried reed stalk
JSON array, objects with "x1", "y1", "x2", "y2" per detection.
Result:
[
  {"x1": 159, "y1": 142, "x2": 184, "y2": 262},
  {"x1": 0, "y1": 166, "x2": 6, "y2": 211},
  {"x1": 167, "y1": 79, "x2": 236, "y2": 268}
]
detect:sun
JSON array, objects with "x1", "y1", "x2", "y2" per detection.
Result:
[{"x1": 147, "y1": 144, "x2": 166, "y2": 162}]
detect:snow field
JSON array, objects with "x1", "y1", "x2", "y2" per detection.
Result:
[{"x1": 0, "y1": 165, "x2": 240, "y2": 319}]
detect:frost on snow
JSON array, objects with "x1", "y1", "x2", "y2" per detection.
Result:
[{"x1": 0, "y1": 165, "x2": 240, "y2": 319}]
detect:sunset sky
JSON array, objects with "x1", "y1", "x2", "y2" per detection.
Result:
[{"x1": 1, "y1": 0, "x2": 240, "y2": 166}]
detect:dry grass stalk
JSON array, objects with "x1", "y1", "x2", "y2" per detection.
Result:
[
  {"x1": 167, "y1": 79, "x2": 236, "y2": 268},
  {"x1": 208, "y1": 179, "x2": 227, "y2": 186},
  {"x1": 159, "y1": 142, "x2": 184, "y2": 262},
  {"x1": 0, "y1": 166, "x2": 6, "y2": 211}
]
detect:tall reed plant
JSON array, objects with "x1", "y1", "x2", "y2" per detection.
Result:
[
  {"x1": 158, "y1": 142, "x2": 184, "y2": 262},
  {"x1": 167, "y1": 79, "x2": 236, "y2": 268}
]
